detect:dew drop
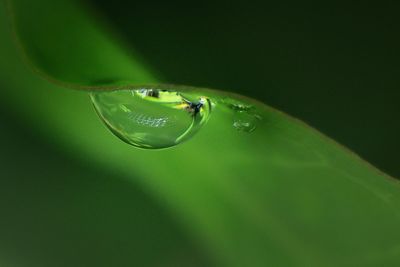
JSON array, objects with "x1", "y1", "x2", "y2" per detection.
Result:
[
  {"x1": 90, "y1": 88, "x2": 211, "y2": 149},
  {"x1": 233, "y1": 110, "x2": 258, "y2": 132},
  {"x1": 218, "y1": 98, "x2": 261, "y2": 133}
]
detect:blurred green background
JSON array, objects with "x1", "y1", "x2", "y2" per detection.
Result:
[{"x1": 1, "y1": 0, "x2": 399, "y2": 266}]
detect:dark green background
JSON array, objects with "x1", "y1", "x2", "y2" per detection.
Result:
[{"x1": 87, "y1": 0, "x2": 400, "y2": 177}]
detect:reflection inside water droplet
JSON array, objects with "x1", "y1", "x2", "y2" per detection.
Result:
[{"x1": 90, "y1": 88, "x2": 211, "y2": 149}]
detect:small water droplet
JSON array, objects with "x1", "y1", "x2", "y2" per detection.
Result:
[
  {"x1": 233, "y1": 110, "x2": 258, "y2": 132},
  {"x1": 90, "y1": 88, "x2": 211, "y2": 149},
  {"x1": 218, "y1": 98, "x2": 261, "y2": 133}
]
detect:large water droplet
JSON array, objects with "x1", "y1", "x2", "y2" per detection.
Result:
[{"x1": 90, "y1": 88, "x2": 211, "y2": 149}]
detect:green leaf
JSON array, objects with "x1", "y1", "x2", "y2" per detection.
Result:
[{"x1": 2, "y1": 0, "x2": 400, "y2": 266}]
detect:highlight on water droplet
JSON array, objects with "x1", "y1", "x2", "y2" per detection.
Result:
[{"x1": 90, "y1": 88, "x2": 211, "y2": 149}]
